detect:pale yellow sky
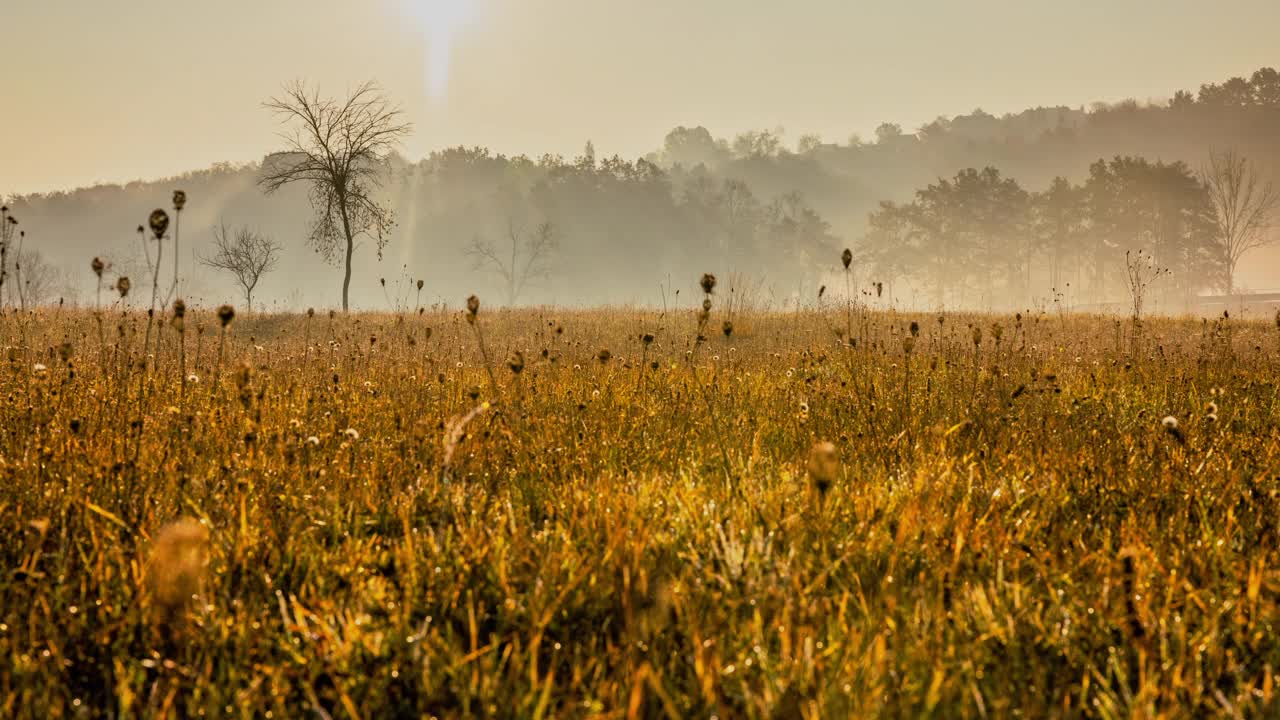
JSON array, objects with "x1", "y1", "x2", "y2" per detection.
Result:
[{"x1": 5, "y1": 0, "x2": 1279, "y2": 194}]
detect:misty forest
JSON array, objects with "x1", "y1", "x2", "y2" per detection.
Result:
[
  {"x1": 4, "y1": 32, "x2": 1280, "y2": 719},
  {"x1": 5, "y1": 67, "x2": 1280, "y2": 313}
]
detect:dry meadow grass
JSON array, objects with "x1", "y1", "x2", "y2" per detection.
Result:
[{"x1": 1, "y1": 300, "x2": 1279, "y2": 717}]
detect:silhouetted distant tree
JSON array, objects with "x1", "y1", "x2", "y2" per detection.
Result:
[
  {"x1": 467, "y1": 220, "x2": 557, "y2": 305},
  {"x1": 201, "y1": 224, "x2": 282, "y2": 312},
  {"x1": 260, "y1": 81, "x2": 411, "y2": 311},
  {"x1": 1201, "y1": 149, "x2": 1278, "y2": 297}
]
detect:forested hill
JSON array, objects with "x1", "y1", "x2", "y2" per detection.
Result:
[{"x1": 7, "y1": 67, "x2": 1280, "y2": 311}]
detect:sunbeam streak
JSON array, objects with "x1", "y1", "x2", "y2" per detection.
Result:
[{"x1": 401, "y1": 0, "x2": 477, "y2": 101}]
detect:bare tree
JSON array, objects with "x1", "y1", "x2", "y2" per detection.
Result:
[
  {"x1": 467, "y1": 220, "x2": 558, "y2": 305},
  {"x1": 1202, "y1": 149, "x2": 1279, "y2": 297},
  {"x1": 201, "y1": 224, "x2": 282, "y2": 312},
  {"x1": 11, "y1": 249, "x2": 62, "y2": 308},
  {"x1": 259, "y1": 81, "x2": 411, "y2": 311}
]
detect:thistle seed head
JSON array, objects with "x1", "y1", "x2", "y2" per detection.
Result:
[{"x1": 149, "y1": 209, "x2": 170, "y2": 239}]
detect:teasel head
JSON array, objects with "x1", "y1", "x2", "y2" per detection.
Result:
[
  {"x1": 700, "y1": 273, "x2": 716, "y2": 295},
  {"x1": 149, "y1": 209, "x2": 170, "y2": 239},
  {"x1": 172, "y1": 190, "x2": 187, "y2": 211},
  {"x1": 909, "y1": 321, "x2": 919, "y2": 338},
  {"x1": 466, "y1": 294, "x2": 480, "y2": 324},
  {"x1": 417, "y1": 279, "x2": 424, "y2": 291},
  {"x1": 641, "y1": 333, "x2": 654, "y2": 347},
  {"x1": 116, "y1": 276, "x2": 131, "y2": 298},
  {"x1": 217, "y1": 304, "x2": 235, "y2": 328},
  {"x1": 841, "y1": 248, "x2": 852, "y2": 270},
  {"x1": 91, "y1": 256, "x2": 105, "y2": 278}
]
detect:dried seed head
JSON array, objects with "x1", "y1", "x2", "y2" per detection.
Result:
[
  {"x1": 875, "y1": 282, "x2": 883, "y2": 298},
  {"x1": 172, "y1": 298, "x2": 186, "y2": 319},
  {"x1": 116, "y1": 276, "x2": 131, "y2": 298},
  {"x1": 217, "y1": 304, "x2": 235, "y2": 327},
  {"x1": 910, "y1": 321, "x2": 919, "y2": 338},
  {"x1": 722, "y1": 320, "x2": 734, "y2": 338},
  {"x1": 972, "y1": 326, "x2": 983, "y2": 347},
  {"x1": 841, "y1": 248, "x2": 852, "y2": 269},
  {"x1": 903, "y1": 337, "x2": 915, "y2": 354},
  {"x1": 807, "y1": 441, "x2": 839, "y2": 496},
  {"x1": 149, "y1": 209, "x2": 170, "y2": 239},
  {"x1": 417, "y1": 279, "x2": 424, "y2": 291},
  {"x1": 172, "y1": 190, "x2": 187, "y2": 211},
  {"x1": 818, "y1": 285, "x2": 826, "y2": 299},
  {"x1": 91, "y1": 256, "x2": 106, "y2": 278},
  {"x1": 641, "y1": 333, "x2": 654, "y2": 346},
  {"x1": 597, "y1": 348, "x2": 612, "y2": 364},
  {"x1": 149, "y1": 518, "x2": 209, "y2": 616},
  {"x1": 1161, "y1": 415, "x2": 1186, "y2": 445},
  {"x1": 700, "y1": 273, "x2": 716, "y2": 295},
  {"x1": 702, "y1": 298, "x2": 712, "y2": 312},
  {"x1": 507, "y1": 350, "x2": 525, "y2": 374}
]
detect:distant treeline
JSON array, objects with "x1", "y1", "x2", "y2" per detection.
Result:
[
  {"x1": 861, "y1": 158, "x2": 1220, "y2": 311},
  {"x1": 5, "y1": 67, "x2": 1280, "y2": 310}
]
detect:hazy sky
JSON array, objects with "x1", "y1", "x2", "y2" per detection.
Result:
[{"x1": 5, "y1": 0, "x2": 1279, "y2": 194}]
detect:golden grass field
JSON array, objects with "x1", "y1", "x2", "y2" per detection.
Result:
[{"x1": 1, "y1": 299, "x2": 1278, "y2": 718}]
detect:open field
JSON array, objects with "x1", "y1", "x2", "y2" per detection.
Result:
[{"x1": 2, "y1": 303, "x2": 1279, "y2": 717}]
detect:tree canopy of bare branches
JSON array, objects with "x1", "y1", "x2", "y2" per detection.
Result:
[
  {"x1": 201, "y1": 224, "x2": 282, "y2": 312},
  {"x1": 260, "y1": 81, "x2": 411, "y2": 311},
  {"x1": 467, "y1": 220, "x2": 558, "y2": 305},
  {"x1": 1202, "y1": 149, "x2": 1279, "y2": 296}
]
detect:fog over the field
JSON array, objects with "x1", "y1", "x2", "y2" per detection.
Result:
[{"x1": 3, "y1": 1, "x2": 1280, "y2": 312}]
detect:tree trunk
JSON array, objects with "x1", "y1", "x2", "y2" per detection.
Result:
[{"x1": 339, "y1": 197, "x2": 355, "y2": 312}]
